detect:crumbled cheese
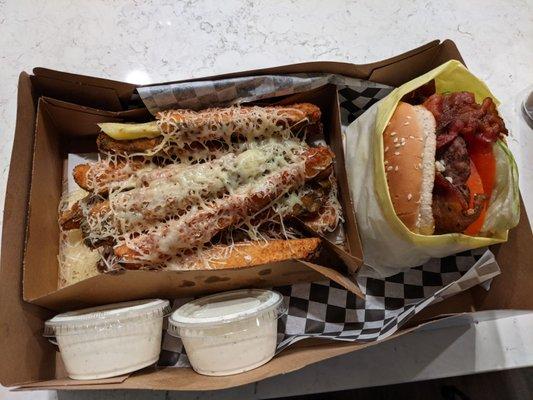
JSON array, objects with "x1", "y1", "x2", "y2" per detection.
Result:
[{"x1": 435, "y1": 160, "x2": 446, "y2": 172}]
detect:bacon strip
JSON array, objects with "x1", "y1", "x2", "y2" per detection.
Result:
[
  {"x1": 114, "y1": 147, "x2": 333, "y2": 263},
  {"x1": 423, "y1": 92, "x2": 507, "y2": 150}
]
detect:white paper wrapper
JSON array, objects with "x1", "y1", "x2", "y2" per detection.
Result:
[
  {"x1": 138, "y1": 73, "x2": 392, "y2": 115},
  {"x1": 344, "y1": 61, "x2": 519, "y2": 277}
]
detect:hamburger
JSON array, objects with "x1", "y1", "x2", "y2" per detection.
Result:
[{"x1": 383, "y1": 92, "x2": 510, "y2": 236}]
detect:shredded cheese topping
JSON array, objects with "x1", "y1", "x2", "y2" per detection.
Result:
[{"x1": 59, "y1": 105, "x2": 343, "y2": 271}]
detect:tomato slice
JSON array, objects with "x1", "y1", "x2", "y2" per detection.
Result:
[
  {"x1": 470, "y1": 145, "x2": 496, "y2": 199},
  {"x1": 463, "y1": 142, "x2": 496, "y2": 235},
  {"x1": 463, "y1": 160, "x2": 487, "y2": 235}
]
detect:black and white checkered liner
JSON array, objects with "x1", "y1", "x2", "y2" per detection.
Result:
[
  {"x1": 137, "y1": 73, "x2": 393, "y2": 117},
  {"x1": 159, "y1": 248, "x2": 500, "y2": 368}
]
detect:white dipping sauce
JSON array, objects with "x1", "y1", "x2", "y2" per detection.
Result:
[
  {"x1": 44, "y1": 299, "x2": 169, "y2": 380},
  {"x1": 169, "y1": 289, "x2": 285, "y2": 376}
]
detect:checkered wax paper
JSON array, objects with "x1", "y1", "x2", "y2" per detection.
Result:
[
  {"x1": 158, "y1": 249, "x2": 500, "y2": 368},
  {"x1": 137, "y1": 73, "x2": 393, "y2": 121}
]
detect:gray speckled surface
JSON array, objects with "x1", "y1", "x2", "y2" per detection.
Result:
[{"x1": 1, "y1": 0, "x2": 532, "y2": 398}]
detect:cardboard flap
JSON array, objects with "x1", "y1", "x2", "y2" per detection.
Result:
[
  {"x1": 294, "y1": 219, "x2": 363, "y2": 275},
  {"x1": 23, "y1": 99, "x2": 63, "y2": 302},
  {"x1": 32, "y1": 68, "x2": 136, "y2": 111},
  {"x1": 0, "y1": 74, "x2": 56, "y2": 387},
  {"x1": 29, "y1": 259, "x2": 328, "y2": 311},
  {"x1": 359, "y1": 40, "x2": 442, "y2": 79},
  {"x1": 274, "y1": 85, "x2": 364, "y2": 265},
  {"x1": 429, "y1": 39, "x2": 465, "y2": 69},
  {"x1": 16, "y1": 374, "x2": 129, "y2": 389},
  {"x1": 41, "y1": 97, "x2": 151, "y2": 137},
  {"x1": 473, "y1": 197, "x2": 533, "y2": 310},
  {"x1": 300, "y1": 260, "x2": 364, "y2": 298},
  {"x1": 369, "y1": 40, "x2": 464, "y2": 86}
]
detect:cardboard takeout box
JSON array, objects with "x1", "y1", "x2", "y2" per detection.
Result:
[
  {"x1": 1, "y1": 39, "x2": 532, "y2": 390},
  {"x1": 23, "y1": 83, "x2": 364, "y2": 311}
]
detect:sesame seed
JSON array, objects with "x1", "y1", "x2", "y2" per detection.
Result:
[
  {"x1": 384, "y1": 160, "x2": 389, "y2": 165},
  {"x1": 403, "y1": 122, "x2": 410, "y2": 126},
  {"x1": 409, "y1": 135, "x2": 415, "y2": 139},
  {"x1": 418, "y1": 163, "x2": 422, "y2": 168},
  {"x1": 384, "y1": 146, "x2": 389, "y2": 152},
  {"x1": 407, "y1": 193, "x2": 413, "y2": 201},
  {"x1": 394, "y1": 151, "x2": 400, "y2": 156},
  {"x1": 418, "y1": 138, "x2": 423, "y2": 142},
  {"x1": 387, "y1": 121, "x2": 391, "y2": 126},
  {"x1": 390, "y1": 131, "x2": 397, "y2": 136},
  {"x1": 395, "y1": 143, "x2": 401, "y2": 148},
  {"x1": 406, "y1": 115, "x2": 412, "y2": 119},
  {"x1": 394, "y1": 166, "x2": 399, "y2": 171},
  {"x1": 393, "y1": 137, "x2": 398, "y2": 143},
  {"x1": 387, "y1": 166, "x2": 393, "y2": 171}
]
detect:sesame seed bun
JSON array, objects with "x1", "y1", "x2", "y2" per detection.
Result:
[{"x1": 383, "y1": 102, "x2": 436, "y2": 235}]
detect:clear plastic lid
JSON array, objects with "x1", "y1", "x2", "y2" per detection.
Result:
[
  {"x1": 168, "y1": 289, "x2": 285, "y2": 336},
  {"x1": 44, "y1": 299, "x2": 171, "y2": 337}
]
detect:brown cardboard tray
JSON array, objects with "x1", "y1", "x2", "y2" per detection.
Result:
[
  {"x1": 23, "y1": 84, "x2": 363, "y2": 311},
  {"x1": 1, "y1": 39, "x2": 532, "y2": 390}
]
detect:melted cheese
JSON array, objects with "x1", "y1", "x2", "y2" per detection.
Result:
[
  {"x1": 118, "y1": 158, "x2": 307, "y2": 263},
  {"x1": 82, "y1": 140, "x2": 307, "y2": 238},
  {"x1": 62, "y1": 109, "x2": 343, "y2": 269}
]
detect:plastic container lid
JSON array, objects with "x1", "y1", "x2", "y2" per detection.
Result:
[
  {"x1": 44, "y1": 299, "x2": 171, "y2": 337},
  {"x1": 168, "y1": 289, "x2": 285, "y2": 333}
]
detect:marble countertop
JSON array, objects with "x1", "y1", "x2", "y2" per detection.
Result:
[{"x1": 0, "y1": 0, "x2": 531, "y2": 398}]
